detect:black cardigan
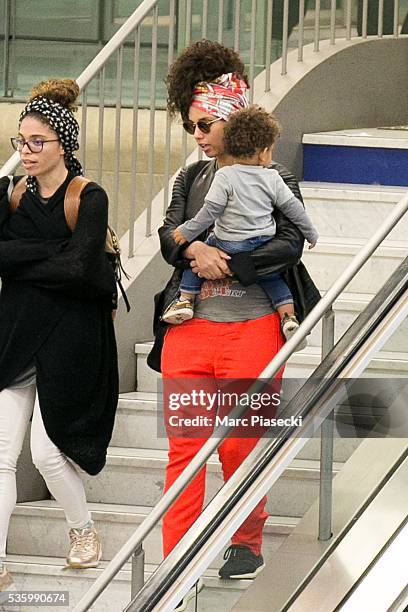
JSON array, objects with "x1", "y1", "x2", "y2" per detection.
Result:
[
  {"x1": 0, "y1": 173, "x2": 119, "y2": 475},
  {"x1": 147, "y1": 160, "x2": 320, "y2": 372}
]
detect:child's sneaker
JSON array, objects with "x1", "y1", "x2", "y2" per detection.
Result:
[
  {"x1": 162, "y1": 298, "x2": 194, "y2": 325},
  {"x1": 0, "y1": 569, "x2": 16, "y2": 605},
  {"x1": 281, "y1": 313, "x2": 307, "y2": 351}
]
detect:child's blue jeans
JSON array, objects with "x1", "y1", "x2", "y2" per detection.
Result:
[{"x1": 180, "y1": 234, "x2": 294, "y2": 308}]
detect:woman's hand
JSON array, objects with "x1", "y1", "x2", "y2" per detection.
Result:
[
  {"x1": 184, "y1": 241, "x2": 232, "y2": 280},
  {"x1": 173, "y1": 227, "x2": 188, "y2": 245}
]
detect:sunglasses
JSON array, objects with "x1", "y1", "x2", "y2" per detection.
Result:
[{"x1": 182, "y1": 117, "x2": 222, "y2": 135}]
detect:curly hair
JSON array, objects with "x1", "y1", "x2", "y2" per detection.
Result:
[
  {"x1": 166, "y1": 39, "x2": 248, "y2": 120},
  {"x1": 29, "y1": 78, "x2": 79, "y2": 112},
  {"x1": 223, "y1": 106, "x2": 281, "y2": 158}
]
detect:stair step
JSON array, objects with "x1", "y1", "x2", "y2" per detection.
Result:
[
  {"x1": 307, "y1": 291, "x2": 408, "y2": 353},
  {"x1": 301, "y1": 237, "x2": 406, "y2": 294},
  {"x1": 8, "y1": 501, "x2": 298, "y2": 568},
  {"x1": 134, "y1": 342, "x2": 408, "y2": 394},
  {"x1": 112, "y1": 393, "x2": 168, "y2": 450},
  {"x1": 1, "y1": 555, "x2": 246, "y2": 612},
  {"x1": 301, "y1": 182, "x2": 408, "y2": 242},
  {"x1": 113, "y1": 392, "x2": 362, "y2": 462},
  {"x1": 284, "y1": 346, "x2": 408, "y2": 378},
  {"x1": 81, "y1": 450, "x2": 342, "y2": 517},
  {"x1": 302, "y1": 127, "x2": 408, "y2": 186}
]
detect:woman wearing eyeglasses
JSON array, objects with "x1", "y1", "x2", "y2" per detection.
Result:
[
  {"x1": 0, "y1": 78, "x2": 118, "y2": 598},
  {"x1": 147, "y1": 39, "x2": 319, "y2": 608}
]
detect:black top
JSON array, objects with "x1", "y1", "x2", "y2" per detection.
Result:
[{"x1": 0, "y1": 173, "x2": 119, "y2": 475}]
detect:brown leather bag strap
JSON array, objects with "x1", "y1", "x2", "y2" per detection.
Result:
[
  {"x1": 64, "y1": 176, "x2": 91, "y2": 232},
  {"x1": 9, "y1": 176, "x2": 28, "y2": 212}
]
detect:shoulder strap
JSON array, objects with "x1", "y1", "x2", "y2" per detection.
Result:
[
  {"x1": 9, "y1": 176, "x2": 28, "y2": 212},
  {"x1": 64, "y1": 176, "x2": 91, "y2": 232}
]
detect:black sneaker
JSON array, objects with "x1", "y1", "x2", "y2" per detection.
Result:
[
  {"x1": 174, "y1": 578, "x2": 203, "y2": 611},
  {"x1": 218, "y1": 545, "x2": 265, "y2": 579}
]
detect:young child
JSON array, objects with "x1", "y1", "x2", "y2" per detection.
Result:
[{"x1": 162, "y1": 105, "x2": 318, "y2": 345}]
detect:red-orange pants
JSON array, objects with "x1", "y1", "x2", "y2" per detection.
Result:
[{"x1": 161, "y1": 314, "x2": 284, "y2": 557}]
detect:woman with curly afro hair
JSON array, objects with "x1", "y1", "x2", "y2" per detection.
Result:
[
  {"x1": 165, "y1": 105, "x2": 318, "y2": 338},
  {"x1": 148, "y1": 39, "x2": 319, "y2": 606},
  {"x1": 0, "y1": 78, "x2": 119, "y2": 596}
]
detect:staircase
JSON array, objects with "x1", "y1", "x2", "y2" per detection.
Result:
[
  {"x1": 1, "y1": 0, "x2": 407, "y2": 597},
  {"x1": 5, "y1": 126, "x2": 407, "y2": 611}
]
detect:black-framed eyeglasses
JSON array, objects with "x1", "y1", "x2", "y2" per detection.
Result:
[
  {"x1": 182, "y1": 117, "x2": 222, "y2": 135},
  {"x1": 10, "y1": 137, "x2": 60, "y2": 153}
]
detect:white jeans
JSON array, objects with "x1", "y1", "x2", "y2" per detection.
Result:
[{"x1": 0, "y1": 385, "x2": 91, "y2": 559}]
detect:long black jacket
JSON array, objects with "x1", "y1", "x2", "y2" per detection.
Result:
[
  {"x1": 0, "y1": 173, "x2": 119, "y2": 475},
  {"x1": 147, "y1": 160, "x2": 320, "y2": 372}
]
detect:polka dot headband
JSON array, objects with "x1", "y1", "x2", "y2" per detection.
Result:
[{"x1": 19, "y1": 96, "x2": 83, "y2": 193}]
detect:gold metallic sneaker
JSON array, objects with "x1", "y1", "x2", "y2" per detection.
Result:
[
  {"x1": 161, "y1": 298, "x2": 194, "y2": 325},
  {"x1": 66, "y1": 527, "x2": 102, "y2": 569},
  {"x1": 0, "y1": 569, "x2": 16, "y2": 604}
]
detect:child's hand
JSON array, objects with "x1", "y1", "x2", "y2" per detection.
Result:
[
  {"x1": 308, "y1": 241, "x2": 317, "y2": 250},
  {"x1": 173, "y1": 227, "x2": 188, "y2": 245}
]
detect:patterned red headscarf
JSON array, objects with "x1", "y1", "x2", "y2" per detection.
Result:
[{"x1": 191, "y1": 73, "x2": 249, "y2": 120}]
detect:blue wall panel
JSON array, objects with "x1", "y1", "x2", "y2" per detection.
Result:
[{"x1": 303, "y1": 145, "x2": 408, "y2": 186}]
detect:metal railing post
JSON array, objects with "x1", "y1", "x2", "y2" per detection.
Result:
[
  {"x1": 218, "y1": 0, "x2": 224, "y2": 43},
  {"x1": 346, "y1": 0, "x2": 352, "y2": 40},
  {"x1": 362, "y1": 0, "x2": 368, "y2": 38},
  {"x1": 130, "y1": 544, "x2": 145, "y2": 599},
  {"x1": 249, "y1": 0, "x2": 257, "y2": 100},
  {"x1": 129, "y1": 27, "x2": 141, "y2": 257},
  {"x1": 330, "y1": 0, "x2": 336, "y2": 45},
  {"x1": 378, "y1": 0, "x2": 384, "y2": 37},
  {"x1": 2, "y1": 0, "x2": 11, "y2": 96},
  {"x1": 314, "y1": 0, "x2": 321, "y2": 52},
  {"x1": 113, "y1": 45, "x2": 123, "y2": 230},
  {"x1": 97, "y1": 67, "x2": 106, "y2": 186},
  {"x1": 264, "y1": 0, "x2": 272, "y2": 91},
  {"x1": 321, "y1": 306, "x2": 335, "y2": 363},
  {"x1": 80, "y1": 88, "x2": 88, "y2": 174},
  {"x1": 233, "y1": 0, "x2": 240, "y2": 50},
  {"x1": 7, "y1": 0, "x2": 16, "y2": 97},
  {"x1": 163, "y1": 0, "x2": 176, "y2": 214},
  {"x1": 281, "y1": 0, "x2": 289, "y2": 75},
  {"x1": 202, "y1": 0, "x2": 209, "y2": 38},
  {"x1": 146, "y1": 4, "x2": 158, "y2": 237},
  {"x1": 318, "y1": 306, "x2": 335, "y2": 541},
  {"x1": 393, "y1": 0, "x2": 400, "y2": 37}
]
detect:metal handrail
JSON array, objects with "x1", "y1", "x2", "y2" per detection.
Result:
[
  {"x1": 76, "y1": 0, "x2": 159, "y2": 91},
  {"x1": 73, "y1": 193, "x2": 408, "y2": 611}
]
